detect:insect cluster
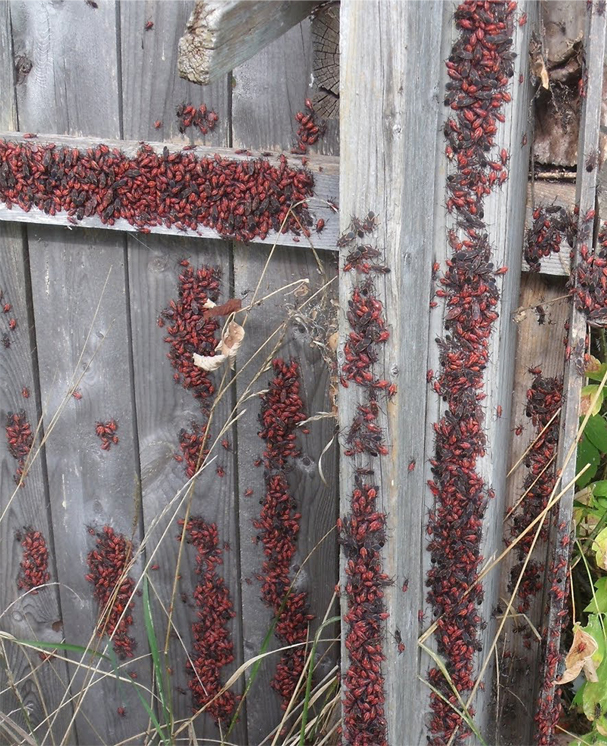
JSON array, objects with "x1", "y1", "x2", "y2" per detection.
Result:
[
  {"x1": 160, "y1": 261, "x2": 221, "y2": 477},
  {"x1": 95, "y1": 419, "x2": 119, "y2": 451},
  {"x1": 161, "y1": 260, "x2": 239, "y2": 720},
  {"x1": 524, "y1": 205, "x2": 574, "y2": 273},
  {"x1": 0, "y1": 139, "x2": 315, "y2": 241},
  {"x1": 571, "y1": 220, "x2": 607, "y2": 326},
  {"x1": 338, "y1": 212, "x2": 393, "y2": 746},
  {"x1": 85, "y1": 526, "x2": 137, "y2": 659},
  {"x1": 426, "y1": 1, "x2": 516, "y2": 742},
  {"x1": 176, "y1": 103, "x2": 219, "y2": 136},
  {"x1": 507, "y1": 371, "x2": 562, "y2": 615},
  {"x1": 0, "y1": 286, "x2": 18, "y2": 349},
  {"x1": 16, "y1": 527, "x2": 50, "y2": 592},
  {"x1": 292, "y1": 99, "x2": 324, "y2": 154},
  {"x1": 535, "y1": 537, "x2": 571, "y2": 745},
  {"x1": 178, "y1": 517, "x2": 237, "y2": 724},
  {"x1": 5, "y1": 410, "x2": 33, "y2": 484},
  {"x1": 161, "y1": 262, "x2": 221, "y2": 405},
  {"x1": 254, "y1": 358, "x2": 314, "y2": 707},
  {"x1": 177, "y1": 420, "x2": 210, "y2": 478}
]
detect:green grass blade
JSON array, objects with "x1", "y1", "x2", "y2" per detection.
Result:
[
  {"x1": 131, "y1": 688, "x2": 168, "y2": 746},
  {"x1": 143, "y1": 577, "x2": 172, "y2": 732},
  {"x1": 226, "y1": 618, "x2": 276, "y2": 736},
  {"x1": 105, "y1": 647, "x2": 169, "y2": 746},
  {"x1": 299, "y1": 616, "x2": 340, "y2": 746},
  {"x1": 12, "y1": 639, "x2": 110, "y2": 661},
  {"x1": 420, "y1": 676, "x2": 488, "y2": 746}
]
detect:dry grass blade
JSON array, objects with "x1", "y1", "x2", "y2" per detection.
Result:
[
  {"x1": 445, "y1": 368, "x2": 607, "y2": 742},
  {"x1": 0, "y1": 710, "x2": 39, "y2": 746}
]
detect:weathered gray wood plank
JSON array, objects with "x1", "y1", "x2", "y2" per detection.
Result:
[
  {"x1": 0, "y1": 131, "x2": 340, "y2": 250},
  {"x1": 523, "y1": 180, "x2": 575, "y2": 276},
  {"x1": 9, "y1": 1, "x2": 149, "y2": 742},
  {"x1": 120, "y1": 1, "x2": 246, "y2": 740},
  {"x1": 534, "y1": 4, "x2": 607, "y2": 743},
  {"x1": 0, "y1": 223, "x2": 77, "y2": 746},
  {"x1": 232, "y1": 19, "x2": 339, "y2": 743},
  {"x1": 496, "y1": 273, "x2": 569, "y2": 746},
  {"x1": 339, "y1": 3, "x2": 446, "y2": 744},
  {"x1": 178, "y1": 0, "x2": 315, "y2": 85},
  {"x1": 0, "y1": 4, "x2": 73, "y2": 742}
]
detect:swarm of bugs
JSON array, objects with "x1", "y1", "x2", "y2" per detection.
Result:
[
  {"x1": 161, "y1": 261, "x2": 221, "y2": 406},
  {"x1": 507, "y1": 371, "x2": 562, "y2": 613},
  {"x1": 0, "y1": 287, "x2": 18, "y2": 349},
  {"x1": 0, "y1": 139, "x2": 315, "y2": 241},
  {"x1": 176, "y1": 420, "x2": 210, "y2": 478},
  {"x1": 85, "y1": 526, "x2": 137, "y2": 660},
  {"x1": 427, "y1": 1, "x2": 516, "y2": 742},
  {"x1": 95, "y1": 419, "x2": 119, "y2": 451},
  {"x1": 161, "y1": 258, "x2": 239, "y2": 701},
  {"x1": 176, "y1": 103, "x2": 219, "y2": 136},
  {"x1": 571, "y1": 221, "x2": 607, "y2": 326},
  {"x1": 160, "y1": 261, "x2": 221, "y2": 477},
  {"x1": 5, "y1": 410, "x2": 33, "y2": 484},
  {"x1": 338, "y1": 210, "x2": 393, "y2": 746},
  {"x1": 177, "y1": 517, "x2": 238, "y2": 724},
  {"x1": 254, "y1": 358, "x2": 314, "y2": 707},
  {"x1": 16, "y1": 527, "x2": 50, "y2": 592},
  {"x1": 292, "y1": 99, "x2": 325, "y2": 154},
  {"x1": 524, "y1": 205, "x2": 574, "y2": 273}
]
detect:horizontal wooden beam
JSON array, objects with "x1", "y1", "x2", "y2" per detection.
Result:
[
  {"x1": 0, "y1": 130, "x2": 579, "y2": 270},
  {"x1": 178, "y1": 0, "x2": 316, "y2": 85},
  {"x1": 0, "y1": 131, "x2": 339, "y2": 250}
]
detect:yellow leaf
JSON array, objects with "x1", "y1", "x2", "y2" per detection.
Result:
[{"x1": 594, "y1": 527, "x2": 607, "y2": 571}]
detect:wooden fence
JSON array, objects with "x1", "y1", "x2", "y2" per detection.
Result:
[
  {"x1": 0, "y1": 1, "x2": 602, "y2": 745},
  {"x1": 0, "y1": 3, "x2": 339, "y2": 744}
]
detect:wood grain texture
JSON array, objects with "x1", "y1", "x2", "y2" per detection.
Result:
[
  {"x1": 120, "y1": 2, "x2": 245, "y2": 738},
  {"x1": 9, "y1": 1, "x2": 150, "y2": 742},
  {"x1": 0, "y1": 131, "x2": 340, "y2": 250},
  {"x1": 0, "y1": 5, "x2": 73, "y2": 742},
  {"x1": 311, "y1": 3, "x2": 339, "y2": 119},
  {"x1": 178, "y1": 0, "x2": 315, "y2": 85},
  {"x1": 232, "y1": 19, "x2": 339, "y2": 743},
  {"x1": 0, "y1": 224, "x2": 76, "y2": 745},
  {"x1": 496, "y1": 274, "x2": 569, "y2": 746}
]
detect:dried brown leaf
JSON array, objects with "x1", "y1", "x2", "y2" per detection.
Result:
[{"x1": 556, "y1": 627, "x2": 598, "y2": 684}]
